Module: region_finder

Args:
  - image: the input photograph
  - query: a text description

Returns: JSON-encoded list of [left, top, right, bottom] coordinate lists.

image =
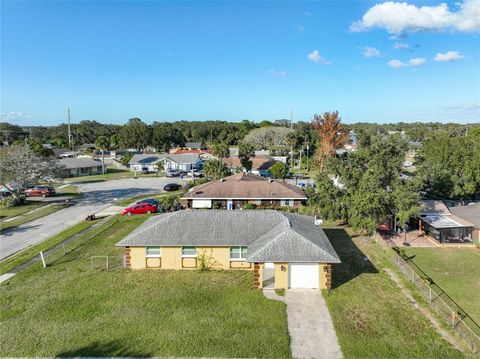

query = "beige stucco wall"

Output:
[[130, 247, 146, 269], [274, 263, 289, 289], [127, 246, 252, 270]]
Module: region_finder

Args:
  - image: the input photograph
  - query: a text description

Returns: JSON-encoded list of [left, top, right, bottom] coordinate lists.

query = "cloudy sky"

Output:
[[1, 0, 479, 125]]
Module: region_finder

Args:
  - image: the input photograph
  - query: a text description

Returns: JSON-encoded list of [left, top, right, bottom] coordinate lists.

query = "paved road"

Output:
[[285, 289, 343, 359], [0, 177, 186, 260]]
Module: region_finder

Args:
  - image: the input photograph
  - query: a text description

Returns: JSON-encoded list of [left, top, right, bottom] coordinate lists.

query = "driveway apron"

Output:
[[285, 289, 343, 359]]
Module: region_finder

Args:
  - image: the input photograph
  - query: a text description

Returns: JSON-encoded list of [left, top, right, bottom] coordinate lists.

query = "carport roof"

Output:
[[116, 210, 340, 263]]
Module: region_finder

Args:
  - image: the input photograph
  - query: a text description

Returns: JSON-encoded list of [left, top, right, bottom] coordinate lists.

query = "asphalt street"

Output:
[[0, 177, 186, 260]]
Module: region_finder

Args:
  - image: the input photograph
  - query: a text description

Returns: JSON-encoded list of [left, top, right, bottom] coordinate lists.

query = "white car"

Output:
[[187, 170, 203, 177], [166, 169, 182, 177]]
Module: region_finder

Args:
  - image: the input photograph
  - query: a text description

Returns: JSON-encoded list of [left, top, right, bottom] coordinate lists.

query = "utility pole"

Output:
[[290, 110, 294, 170], [67, 108, 72, 150]]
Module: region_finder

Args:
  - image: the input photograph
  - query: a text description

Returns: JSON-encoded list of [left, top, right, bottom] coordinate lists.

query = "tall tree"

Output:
[[151, 122, 185, 153], [269, 162, 288, 179], [95, 135, 110, 174], [0, 145, 63, 205], [238, 142, 255, 172], [211, 142, 229, 160], [312, 111, 350, 171], [203, 159, 230, 180], [118, 118, 151, 152]]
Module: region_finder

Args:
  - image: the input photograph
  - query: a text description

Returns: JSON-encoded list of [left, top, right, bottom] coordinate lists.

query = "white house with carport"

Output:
[[129, 153, 202, 173]]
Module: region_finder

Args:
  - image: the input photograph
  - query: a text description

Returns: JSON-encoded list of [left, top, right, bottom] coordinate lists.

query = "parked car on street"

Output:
[[164, 183, 182, 192], [166, 169, 182, 177], [136, 198, 160, 207], [25, 186, 56, 197], [123, 204, 157, 215], [187, 170, 203, 177]]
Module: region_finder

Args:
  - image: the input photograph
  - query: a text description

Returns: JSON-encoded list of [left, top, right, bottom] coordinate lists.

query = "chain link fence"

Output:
[[90, 255, 126, 271], [392, 249, 480, 353], [40, 215, 119, 267]]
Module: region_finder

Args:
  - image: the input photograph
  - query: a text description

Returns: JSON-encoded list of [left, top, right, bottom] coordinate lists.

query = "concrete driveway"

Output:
[[285, 289, 343, 359], [0, 177, 186, 260]]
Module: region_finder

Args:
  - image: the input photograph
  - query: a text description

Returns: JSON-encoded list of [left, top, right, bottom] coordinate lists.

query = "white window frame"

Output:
[[182, 246, 197, 257], [230, 246, 248, 261], [145, 246, 161, 257]]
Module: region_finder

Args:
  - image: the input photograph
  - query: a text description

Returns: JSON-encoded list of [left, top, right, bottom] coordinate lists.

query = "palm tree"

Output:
[[203, 159, 230, 180]]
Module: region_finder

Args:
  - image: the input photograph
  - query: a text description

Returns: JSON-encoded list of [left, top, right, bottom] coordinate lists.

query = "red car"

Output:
[[25, 186, 56, 197], [123, 204, 157, 215]]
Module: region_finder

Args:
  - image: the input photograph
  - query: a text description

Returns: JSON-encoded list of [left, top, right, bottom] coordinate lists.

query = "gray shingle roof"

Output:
[[116, 210, 340, 263], [129, 154, 167, 165], [59, 158, 102, 169], [449, 202, 480, 228]]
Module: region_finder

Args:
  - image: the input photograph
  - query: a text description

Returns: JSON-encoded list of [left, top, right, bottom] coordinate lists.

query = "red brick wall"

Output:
[[325, 264, 332, 290]]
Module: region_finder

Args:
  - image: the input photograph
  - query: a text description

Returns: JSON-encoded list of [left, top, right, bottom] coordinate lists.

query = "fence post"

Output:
[[63, 243, 66, 255], [40, 251, 46, 268], [451, 310, 456, 328], [429, 287, 432, 303], [106, 256, 109, 271]]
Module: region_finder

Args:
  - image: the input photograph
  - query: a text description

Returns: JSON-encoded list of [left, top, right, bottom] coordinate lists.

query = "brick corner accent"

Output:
[[253, 263, 261, 288], [325, 264, 332, 290], [125, 247, 131, 269]]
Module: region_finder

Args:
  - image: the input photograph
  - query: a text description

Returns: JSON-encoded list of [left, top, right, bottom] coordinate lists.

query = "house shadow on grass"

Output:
[[55, 340, 152, 357], [324, 228, 378, 290]]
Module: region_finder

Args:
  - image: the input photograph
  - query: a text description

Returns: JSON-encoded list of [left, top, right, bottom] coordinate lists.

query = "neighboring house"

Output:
[[222, 155, 277, 176], [129, 153, 202, 173], [91, 150, 132, 165], [449, 202, 480, 241], [116, 210, 340, 290], [184, 142, 205, 150], [416, 200, 476, 244], [182, 172, 307, 209], [59, 158, 103, 177]]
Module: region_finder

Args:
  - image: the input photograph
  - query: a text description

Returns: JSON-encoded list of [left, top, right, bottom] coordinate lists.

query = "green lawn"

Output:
[[323, 228, 468, 359], [0, 204, 65, 232], [0, 219, 99, 275], [64, 167, 165, 183], [0, 215, 290, 358], [403, 248, 480, 323], [55, 184, 82, 198], [0, 200, 49, 220]]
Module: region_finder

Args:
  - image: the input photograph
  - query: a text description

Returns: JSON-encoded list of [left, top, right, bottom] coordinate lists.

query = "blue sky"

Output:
[[1, 0, 479, 125]]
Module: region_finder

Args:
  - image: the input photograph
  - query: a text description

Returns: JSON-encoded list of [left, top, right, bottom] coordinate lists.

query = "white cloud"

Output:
[[268, 69, 288, 78], [0, 111, 33, 122], [363, 47, 381, 58], [394, 42, 409, 49], [350, 0, 480, 34], [388, 57, 426, 68], [409, 57, 426, 66], [307, 50, 331, 64], [434, 51, 465, 62]]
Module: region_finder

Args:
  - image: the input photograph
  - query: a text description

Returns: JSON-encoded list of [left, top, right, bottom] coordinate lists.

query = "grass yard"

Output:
[[0, 200, 49, 220], [403, 247, 480, 323], [0, 215, 290, 358], [64, 167, 165, 183], [323, 228, 469, 359], [0, 219, 100, 275], [0, 203, 65, 232]]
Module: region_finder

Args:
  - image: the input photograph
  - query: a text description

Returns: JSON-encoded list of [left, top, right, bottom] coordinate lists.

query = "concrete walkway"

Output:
[[285, 289, 343, 359]]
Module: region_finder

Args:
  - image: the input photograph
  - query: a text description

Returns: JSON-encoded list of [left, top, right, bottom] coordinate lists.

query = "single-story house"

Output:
[[59, 158, 104, 177], [222, 155, 277, 176], [449, 202, 480, 241], [416, 200, 476, 244], [116, 210, 340, 290], [182, 172, 307, 209], [129, 153, 202, 173]]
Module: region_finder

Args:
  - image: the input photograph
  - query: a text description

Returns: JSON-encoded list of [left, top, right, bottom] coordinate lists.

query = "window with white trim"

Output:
[[230, 246, 248, 260], [182, 246, 197, 257], [145, 246, 161, 257]]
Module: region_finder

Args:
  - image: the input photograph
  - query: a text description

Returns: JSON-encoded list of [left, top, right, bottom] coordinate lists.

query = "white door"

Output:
[[289, 263, 319, 289]]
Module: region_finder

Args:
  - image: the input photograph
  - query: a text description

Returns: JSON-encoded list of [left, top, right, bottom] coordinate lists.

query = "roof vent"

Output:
[[268, 178, 274, 183], [314, 215, 323, 226], [219, 178, 225, 182]]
